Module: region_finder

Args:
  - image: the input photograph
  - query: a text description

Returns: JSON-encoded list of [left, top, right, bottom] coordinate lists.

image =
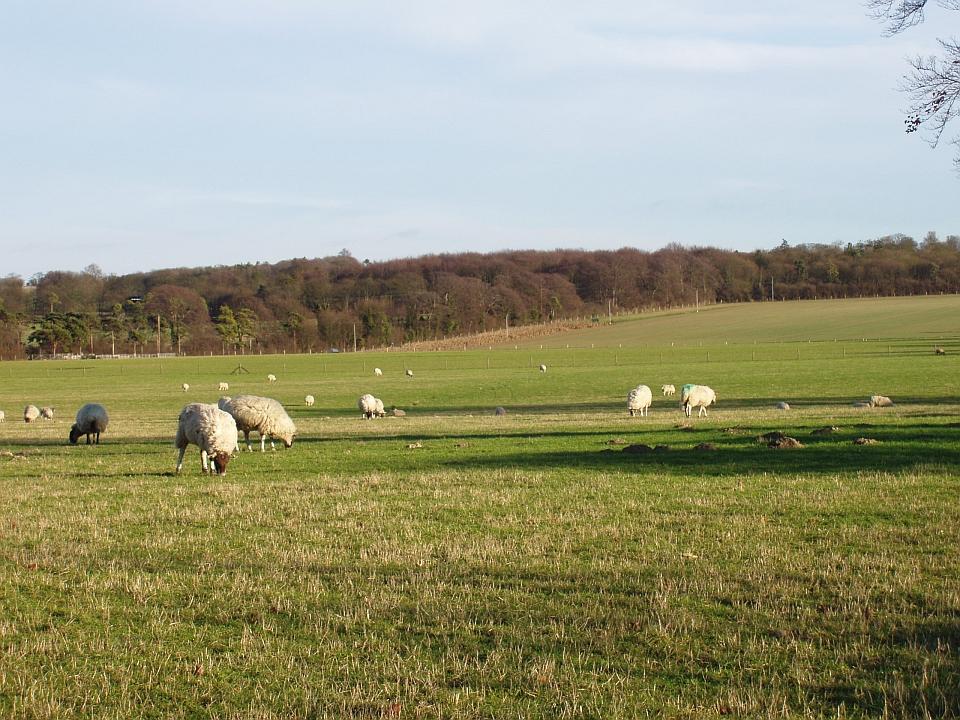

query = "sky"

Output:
[[1, 1, 957, 279]]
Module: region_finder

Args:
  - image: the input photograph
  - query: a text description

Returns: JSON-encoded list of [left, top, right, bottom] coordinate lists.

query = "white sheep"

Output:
[[219, 395, 297, 452], [626, 385, 653, 417], [661, 384, 676, 397], [23, 405, 40, 423], [358, 393, 378, 419], [680, 384, 717, 418], [374, 397, 386, 418], [869, 395, 894, 407], [304, 394, 315, 407], [69, 403, 109, 445], [374, 367, 383, 376], [267, 374, 277, 383], [40, 407, 55, 420], [0, 410, 5, 422], [218, 382, 229, 392], [405, 369, 414, 377], [175, 402, 238, 476], [539, 364, 547, 373], [181, 383, 190, 392]]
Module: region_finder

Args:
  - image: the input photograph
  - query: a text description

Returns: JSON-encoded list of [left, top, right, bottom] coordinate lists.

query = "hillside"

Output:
[[505, 295, 960, 349]]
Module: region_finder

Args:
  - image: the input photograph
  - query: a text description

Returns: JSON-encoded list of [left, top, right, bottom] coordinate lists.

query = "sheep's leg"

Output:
[[270, 439, 276, 451], [699, 406, 707, 417], [175, 446, 186, 474], [244, 431, 252, 452], [260, 433, 267, 452], [200, 449, 210, 473], [86, 434, 92, 445]]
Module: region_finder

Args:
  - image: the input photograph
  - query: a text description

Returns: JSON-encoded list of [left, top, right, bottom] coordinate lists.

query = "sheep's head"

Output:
[[212, 452, 232, 475], [68, 424, 82, 444], [281, 433, 295, 449]]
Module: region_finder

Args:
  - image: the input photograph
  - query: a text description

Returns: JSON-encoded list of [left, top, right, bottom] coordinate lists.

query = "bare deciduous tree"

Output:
[[869, 0, 960, 168]]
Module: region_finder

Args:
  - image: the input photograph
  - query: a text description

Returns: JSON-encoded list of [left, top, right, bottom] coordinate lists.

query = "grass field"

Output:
[[1, 297, 958, 718]]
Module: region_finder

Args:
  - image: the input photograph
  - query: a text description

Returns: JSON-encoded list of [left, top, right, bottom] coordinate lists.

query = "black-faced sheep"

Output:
[[69, 403, 109, 445]]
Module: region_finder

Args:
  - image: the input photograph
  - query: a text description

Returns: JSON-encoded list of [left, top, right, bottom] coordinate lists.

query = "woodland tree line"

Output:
[[1, 233, 958, 357]]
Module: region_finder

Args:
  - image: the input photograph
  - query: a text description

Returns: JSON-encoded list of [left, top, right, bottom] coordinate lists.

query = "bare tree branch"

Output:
[[867, 0, 930, 35], [870, 1, 960, 168]]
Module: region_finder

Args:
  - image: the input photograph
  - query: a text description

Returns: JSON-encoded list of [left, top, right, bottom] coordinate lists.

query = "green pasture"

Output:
[[0, 297, 958, 718], [513, 294, 960, 348]]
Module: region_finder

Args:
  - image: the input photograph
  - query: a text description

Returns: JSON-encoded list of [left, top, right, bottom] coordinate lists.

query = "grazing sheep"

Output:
[[539, 364, 547, 373], [869, 395, 894, 408], [267, 374, 277, 383], [358, 393, 378, 419], [680, 385, 717, 418], [40, 406, 55, 420], [626, 385, 653, 417], [494, 406, 507, 416], [304, 395, 315, 407], [0, 410, 4, 422], [934, 346, 946, 355], [775, 401, 791, 410], [175, 403, 238, 476], [661, 384, 676, 397], [218, 382, 229, 392], [181, 383, 190, 392], [219, 395, 297, 451], [374, 367, 383, 376], [23, 405, 40, 423], [405, 369, 414, 377], [69, 403, 109, 445], [374, 397, 386, 418]]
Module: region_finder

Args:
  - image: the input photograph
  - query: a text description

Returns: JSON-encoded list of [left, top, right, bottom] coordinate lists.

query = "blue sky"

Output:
[[1, 1, 956, 278]]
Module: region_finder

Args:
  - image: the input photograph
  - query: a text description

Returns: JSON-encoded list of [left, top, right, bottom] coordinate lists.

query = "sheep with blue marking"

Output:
[[680, 384, 716, 418]]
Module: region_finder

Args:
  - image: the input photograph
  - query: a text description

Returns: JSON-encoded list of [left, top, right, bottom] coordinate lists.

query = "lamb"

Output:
[[680, 384, 717, 418], [267, 374, 277, 383], [661, 384, 676, 397], [539, 364, 547, 372], [23, 405, 40, 423], [69, 403, 109, 445], [40, 407, 55, 420], [358, 393, 378, 419], [304, 395, 315, 407], [374, 397, 386, 418], [175, 403, 238, 476], [218, 395, 297, 452], [626, 385, 653, 417], [374, 367, 383, 376], [218, 382, 229, 392], [181, 383, 190, 392]]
